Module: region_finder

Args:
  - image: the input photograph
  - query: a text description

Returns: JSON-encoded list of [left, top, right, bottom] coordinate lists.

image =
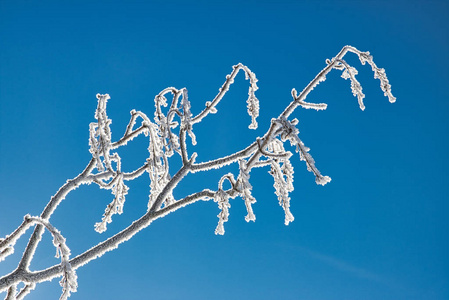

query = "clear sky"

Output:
[[0, 0, 448, 299]]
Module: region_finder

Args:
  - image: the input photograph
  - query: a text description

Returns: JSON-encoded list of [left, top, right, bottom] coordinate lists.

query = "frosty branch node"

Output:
[[0, 46, 395, 299]]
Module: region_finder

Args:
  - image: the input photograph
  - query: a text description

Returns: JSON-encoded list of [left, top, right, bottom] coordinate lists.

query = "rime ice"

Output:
[[0, 46, 395, 299]]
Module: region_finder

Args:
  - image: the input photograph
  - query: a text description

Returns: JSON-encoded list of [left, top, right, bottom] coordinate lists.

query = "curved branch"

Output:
[[0, 190, 215, 292], [154, 87, 182, 123], [0, 45, 396, 298], [191, 63, 258, 125], [0, 217, 76, 298], [218, 173, 237, 191], [18, 159, 96, 271], [256, 138, 291, 159], [112, 124, 148, 149]]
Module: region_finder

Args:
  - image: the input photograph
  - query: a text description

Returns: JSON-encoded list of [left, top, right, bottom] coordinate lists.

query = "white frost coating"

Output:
[[0, 245, 13, 262], [0, 216, 37, 262], [89, 94, 113, 171], [0, 46, 396, 298], [5, 284, 16, 300], [153, 90, 182, 157], [358, 51, 396, 103], [180, 89, 197, 145], [156, 114, 180, 157], [291, 89, 328, 111], [214, 189, 231, 235], [237, 160, 256, 222], [146, 122, 174, 210], [244, 67, 260, 129], [276, 117, 331, 186], [191, 63, 260, 129], [95, 174, 129, 233], [269, 159, 295, 225], [16, 283, 35, 300], [205, 101, 217, 114], [338, 61, 365, 110], [25, 216, 77, 300]]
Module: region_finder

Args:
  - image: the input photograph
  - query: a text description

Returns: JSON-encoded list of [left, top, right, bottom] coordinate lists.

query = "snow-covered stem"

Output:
[[25, 217, 77, 300], [179, 128, 189, 164], [191, 141, 259, 172], [218, 173, 237, 190], [0, 218, 33, 262], [112, 125, 148, 149], [334, 58, 366, 110], [0, 45, 395, 298], [192, 63, 259, 128], [0, 190, 215, 292], [17, 159, 96, 271], [1, 217, 76, 299]]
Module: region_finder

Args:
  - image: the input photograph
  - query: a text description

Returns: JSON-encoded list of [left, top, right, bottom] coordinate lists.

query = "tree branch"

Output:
[[0, 45, 395, 298]]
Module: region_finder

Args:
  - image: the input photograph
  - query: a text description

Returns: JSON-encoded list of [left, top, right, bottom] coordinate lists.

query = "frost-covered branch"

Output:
[[192, 63, 259, 129], [14, 283, 35, 300], [0, 45, 395, 298], [1, 216, 75, 300], [25, 217, 77, 300]]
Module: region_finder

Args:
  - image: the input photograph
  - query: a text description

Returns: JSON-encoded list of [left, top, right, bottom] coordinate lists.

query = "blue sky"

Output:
[[0, 0, 448, 299]]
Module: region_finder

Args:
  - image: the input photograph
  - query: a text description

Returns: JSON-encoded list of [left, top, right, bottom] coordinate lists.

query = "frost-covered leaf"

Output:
[[89, 94, 113, 171], [276, 117, 331, 186], [237, 160, 256, 222], [340, 64, 365, 110], [157, 115, 181, 157], [24, 216, 77, 300], [269, 159, 295, 225], [358, 51, 396, 103], [214, 189, 231, 235], [144, 122, 175, 211], [244, 67, 260, 129], [247, 86, 259, 130], [181, 89, 197, 145], [59, 260, 78, 300], [95, 174, 129, 233]]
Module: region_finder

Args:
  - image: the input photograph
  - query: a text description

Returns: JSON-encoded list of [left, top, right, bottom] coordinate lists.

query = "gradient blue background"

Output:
[[0, 1, 448, 299]]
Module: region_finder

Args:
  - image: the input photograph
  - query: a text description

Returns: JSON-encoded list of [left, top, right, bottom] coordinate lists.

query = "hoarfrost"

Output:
[[237, 160, 257, 222], [269, 159, 295, 225], [339, 63, 365, 110], [95, 174, 129, 233], [214, 189, 231, 235], [89, 94, 113, 171], [276, 117, 331, 185], [0, 45, 395, 299], [358, 51, 396, 103]]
